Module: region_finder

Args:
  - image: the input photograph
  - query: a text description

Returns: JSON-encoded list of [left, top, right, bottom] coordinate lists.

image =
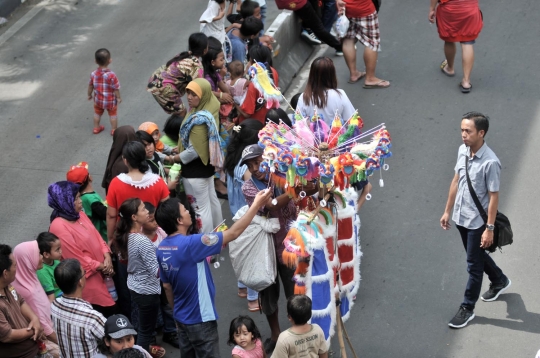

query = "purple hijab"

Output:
[[48, 181, 81, 223]]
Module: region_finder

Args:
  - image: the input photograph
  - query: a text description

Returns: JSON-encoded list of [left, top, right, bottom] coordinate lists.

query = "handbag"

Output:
[[465, 156, 513, 252]]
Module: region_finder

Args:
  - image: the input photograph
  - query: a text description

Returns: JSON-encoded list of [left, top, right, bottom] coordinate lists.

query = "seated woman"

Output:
[[13, 240, 60, 357], [296, 57, 356, 125], [169, 78, 224, 234], [48, 181, 116, 318], [96, 314, 160, 358]]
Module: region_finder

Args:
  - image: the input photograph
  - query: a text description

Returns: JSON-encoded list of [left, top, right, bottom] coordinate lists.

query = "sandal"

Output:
[[149, 345, 166, 358], [459, 82, 472, 93], [440, 60, 455, 77], [110, 129, 116, 136], [347, 71, 366, 84], [363, 80, 390, 89], [93, 125, 105, 134], [238, 288, 247, 298], [248, 300, 260, 312]]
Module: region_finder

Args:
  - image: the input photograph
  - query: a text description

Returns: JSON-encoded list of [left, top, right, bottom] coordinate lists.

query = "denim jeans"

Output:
[[130, 290, 160, 352], [237, 282, 259, 301], [321, 0, 338, 32], [259, 4, 267, 37], [456, 225, 506, 310], [176, 320, 220, 358]]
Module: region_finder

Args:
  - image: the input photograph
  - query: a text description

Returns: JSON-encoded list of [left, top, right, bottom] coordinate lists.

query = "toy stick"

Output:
[[339, 311, 359, 358]]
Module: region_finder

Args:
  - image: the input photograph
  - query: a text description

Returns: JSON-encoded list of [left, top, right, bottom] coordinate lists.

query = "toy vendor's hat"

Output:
[[240, 144, 264, 166]]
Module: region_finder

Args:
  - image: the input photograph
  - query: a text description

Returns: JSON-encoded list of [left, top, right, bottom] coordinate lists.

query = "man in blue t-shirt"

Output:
[[155, 190, 271, 358], [227, 16, 264, 64]]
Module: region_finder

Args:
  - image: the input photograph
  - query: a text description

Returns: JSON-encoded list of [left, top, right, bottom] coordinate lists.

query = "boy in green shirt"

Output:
[[36, 232, 63, 301], [66, 161, 108, 242]]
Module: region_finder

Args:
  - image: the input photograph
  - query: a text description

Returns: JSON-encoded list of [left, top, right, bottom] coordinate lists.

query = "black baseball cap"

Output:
[[240, 144, 264, 166], [105, 314, 138, 339]]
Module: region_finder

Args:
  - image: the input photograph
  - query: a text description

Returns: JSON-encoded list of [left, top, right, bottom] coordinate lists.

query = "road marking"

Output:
[[0, 0, 49, 48]]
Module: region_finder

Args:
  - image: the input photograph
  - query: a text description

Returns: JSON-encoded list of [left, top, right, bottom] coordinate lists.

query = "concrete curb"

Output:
[[266, 10, 314, 95]]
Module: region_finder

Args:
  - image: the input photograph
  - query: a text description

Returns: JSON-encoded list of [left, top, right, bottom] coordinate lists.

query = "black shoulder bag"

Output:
[[465, 156, 513, 252]]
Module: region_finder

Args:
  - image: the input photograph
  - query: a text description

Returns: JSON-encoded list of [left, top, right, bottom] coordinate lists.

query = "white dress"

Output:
[[200, 0, 226, 44]]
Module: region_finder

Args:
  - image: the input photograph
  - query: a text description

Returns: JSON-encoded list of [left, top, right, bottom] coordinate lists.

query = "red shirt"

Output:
[[90, 68, 120, 110], [106, 174, 169, 210], [239, 67, 279, 125], [346, 0, 376, 18]]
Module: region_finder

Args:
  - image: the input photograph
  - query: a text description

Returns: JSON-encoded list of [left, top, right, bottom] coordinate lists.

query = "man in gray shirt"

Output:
[[440, 112, 511, 329]]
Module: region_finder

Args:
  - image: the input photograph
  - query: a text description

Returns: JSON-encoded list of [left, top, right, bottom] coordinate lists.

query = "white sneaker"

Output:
[[301, 30, 322, 45]]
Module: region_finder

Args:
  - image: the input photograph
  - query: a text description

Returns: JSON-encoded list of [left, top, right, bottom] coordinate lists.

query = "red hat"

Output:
[[66, 162, 90, 185]]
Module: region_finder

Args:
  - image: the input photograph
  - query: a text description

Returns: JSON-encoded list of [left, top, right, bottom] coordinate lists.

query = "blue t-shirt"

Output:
[[227, 29, 247, 64], [156, 232, 224, 324]]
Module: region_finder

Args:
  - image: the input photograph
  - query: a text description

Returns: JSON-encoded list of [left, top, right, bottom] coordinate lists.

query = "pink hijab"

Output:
[[12, 241, 54, 336]]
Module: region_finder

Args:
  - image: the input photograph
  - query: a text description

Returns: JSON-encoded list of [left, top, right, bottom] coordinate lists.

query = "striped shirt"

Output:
[[51, 295, 106, 358], [127, 233, 161, 295]]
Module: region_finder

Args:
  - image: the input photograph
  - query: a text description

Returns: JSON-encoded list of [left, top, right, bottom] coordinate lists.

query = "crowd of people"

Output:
[[0, 0, 490, 357]]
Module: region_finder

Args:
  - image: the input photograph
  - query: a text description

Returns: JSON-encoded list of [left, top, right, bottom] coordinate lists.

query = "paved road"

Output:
[[1, 0, 539, 357]]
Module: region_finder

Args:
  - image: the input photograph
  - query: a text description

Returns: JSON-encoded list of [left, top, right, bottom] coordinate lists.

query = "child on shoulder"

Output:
[[36, 232, 63, 302], [271, 295, 328, 358], [228, 315, 266, 358], [88, 48, 121, 135], [66, 162, 108, 242]]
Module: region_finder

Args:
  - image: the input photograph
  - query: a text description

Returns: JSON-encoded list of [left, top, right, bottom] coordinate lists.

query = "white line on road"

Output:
[[0, 0, 50, 48]]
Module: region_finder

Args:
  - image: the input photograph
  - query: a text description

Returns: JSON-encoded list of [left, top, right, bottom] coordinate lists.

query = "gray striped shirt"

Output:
[[127, 233, 161, 295]]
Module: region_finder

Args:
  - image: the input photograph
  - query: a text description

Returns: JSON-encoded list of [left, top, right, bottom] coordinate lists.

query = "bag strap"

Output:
[[465, 155, 488, 223]]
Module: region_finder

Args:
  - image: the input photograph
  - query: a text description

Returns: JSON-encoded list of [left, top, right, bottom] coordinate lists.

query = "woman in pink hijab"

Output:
[[13, 241, 60, 357]]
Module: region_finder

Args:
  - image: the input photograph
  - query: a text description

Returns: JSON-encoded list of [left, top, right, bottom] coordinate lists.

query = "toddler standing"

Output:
[[228, 315, 266, 358], [88, 48, 121, 135]]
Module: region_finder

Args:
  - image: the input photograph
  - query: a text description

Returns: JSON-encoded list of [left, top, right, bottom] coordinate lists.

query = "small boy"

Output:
[[88, 48, 121, 135], [271, 295, 329, 358], [36, 232, 63, 302], [66, 162, 108, 242]]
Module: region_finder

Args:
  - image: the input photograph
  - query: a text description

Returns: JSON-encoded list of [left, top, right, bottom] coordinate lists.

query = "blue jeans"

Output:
[[176, 320, 220, 358], [456, 225, 506, 310], [237, 282, 258, 301], [321, 0, 338, 33], [259, 5, 267, 37]]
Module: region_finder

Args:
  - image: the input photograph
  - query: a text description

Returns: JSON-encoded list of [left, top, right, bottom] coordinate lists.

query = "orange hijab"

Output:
[[139, 122, 165, 152]]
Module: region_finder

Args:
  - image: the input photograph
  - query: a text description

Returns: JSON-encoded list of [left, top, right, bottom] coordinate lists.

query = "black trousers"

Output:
[[296, 0, 342, 50]]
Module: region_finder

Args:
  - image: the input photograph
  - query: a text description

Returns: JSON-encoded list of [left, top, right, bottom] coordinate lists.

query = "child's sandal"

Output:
[[93, 125, 105, 134]]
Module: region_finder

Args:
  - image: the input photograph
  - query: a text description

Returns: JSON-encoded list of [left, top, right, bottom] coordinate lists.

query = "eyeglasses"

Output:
[[78, 270, 86, 281]]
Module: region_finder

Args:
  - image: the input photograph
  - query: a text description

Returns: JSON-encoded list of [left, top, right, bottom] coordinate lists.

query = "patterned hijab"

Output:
[[48, 181, 81, 223]]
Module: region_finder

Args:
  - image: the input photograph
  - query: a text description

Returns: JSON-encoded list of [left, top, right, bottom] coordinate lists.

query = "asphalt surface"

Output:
[[1, 1, 539, 357]]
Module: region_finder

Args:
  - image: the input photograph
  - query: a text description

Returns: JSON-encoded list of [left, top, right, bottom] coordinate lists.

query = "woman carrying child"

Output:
[[147, 33, 208, 117]]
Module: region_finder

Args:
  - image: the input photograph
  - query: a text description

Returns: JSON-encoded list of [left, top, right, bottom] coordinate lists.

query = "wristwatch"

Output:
[[486, 224, 495, 231]]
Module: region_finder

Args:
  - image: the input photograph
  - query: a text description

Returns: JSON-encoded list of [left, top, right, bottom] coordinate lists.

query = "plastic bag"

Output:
[[334, 12, 350, 39], [229, 206, 280, 291]]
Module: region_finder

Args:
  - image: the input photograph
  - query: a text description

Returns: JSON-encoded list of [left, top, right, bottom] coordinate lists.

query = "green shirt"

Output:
[[81, 191, 108, 242], [36, 260, 62, 297]]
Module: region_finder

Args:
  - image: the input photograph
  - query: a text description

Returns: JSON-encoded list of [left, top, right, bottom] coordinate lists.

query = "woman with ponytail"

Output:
[[224, 119, 263, 311], [114, 198, 164, 355], [105, 142, 169, 320], [147, 32, 209, 117]]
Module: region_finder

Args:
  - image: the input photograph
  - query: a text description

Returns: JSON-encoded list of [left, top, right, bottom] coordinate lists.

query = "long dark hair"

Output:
[[303, 57, 338, 108], [163, 115, 183, 143], [249, 44, 274, 81], [224, 119, 263, 176], [113, 198, 142, 259], [122, 141, 149, 173], [202, 47, 223, 89], [166, 32, 208, 67]]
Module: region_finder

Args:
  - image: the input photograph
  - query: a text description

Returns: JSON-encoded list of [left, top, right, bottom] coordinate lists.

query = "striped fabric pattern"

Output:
[[51, 296, 106, 358]]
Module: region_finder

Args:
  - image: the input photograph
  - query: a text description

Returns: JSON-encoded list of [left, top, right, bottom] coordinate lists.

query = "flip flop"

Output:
[[347, 72, 366, 84], [440, 60, 455, 77], [93, 125, 104, 134], [460, 82, 472, 93], [248, 300, 260, 312], [363, 80, 390, 89], [238, 288, 247, 298]]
